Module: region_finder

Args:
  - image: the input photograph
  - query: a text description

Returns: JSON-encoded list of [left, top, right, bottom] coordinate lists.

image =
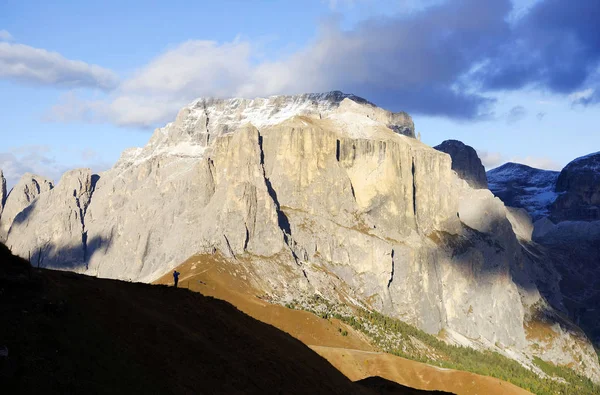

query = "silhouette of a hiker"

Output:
[[173, 270, 180, 288]]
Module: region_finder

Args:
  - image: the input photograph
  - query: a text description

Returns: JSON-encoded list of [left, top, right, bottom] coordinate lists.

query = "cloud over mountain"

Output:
[[39, 0, 600, 128]]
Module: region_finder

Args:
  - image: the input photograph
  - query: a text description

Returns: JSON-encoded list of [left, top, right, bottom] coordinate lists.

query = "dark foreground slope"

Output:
[[0, 244, 450, 395]]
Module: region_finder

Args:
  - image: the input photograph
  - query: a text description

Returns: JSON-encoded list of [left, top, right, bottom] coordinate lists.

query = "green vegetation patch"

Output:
[[288, 297, 600, 395]]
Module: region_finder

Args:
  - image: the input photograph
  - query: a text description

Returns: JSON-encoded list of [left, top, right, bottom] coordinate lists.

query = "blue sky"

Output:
[[1, 0, 599, 187]]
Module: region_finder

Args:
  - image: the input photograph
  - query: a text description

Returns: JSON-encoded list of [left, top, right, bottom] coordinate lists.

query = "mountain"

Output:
[[2, 91, 599, 385], [433, 140, 488, 189], [487, 163, 559, 221], [550, 152, 600, 222]]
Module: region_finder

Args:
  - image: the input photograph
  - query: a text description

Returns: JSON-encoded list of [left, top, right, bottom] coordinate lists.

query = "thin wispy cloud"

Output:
[[478, 149, 562, 171], [0, 29, 13, 41], [0, 41, 118, 90], [506, 105, 527, 124]]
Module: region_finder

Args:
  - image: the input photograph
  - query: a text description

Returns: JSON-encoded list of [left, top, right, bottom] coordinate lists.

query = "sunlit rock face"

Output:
[[6, 169, 94, 267], [4, 92, 600, 382], [0, 173, 53, 241]]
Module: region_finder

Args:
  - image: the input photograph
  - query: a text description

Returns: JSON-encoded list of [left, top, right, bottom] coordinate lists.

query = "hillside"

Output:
[[0, 243, 450, 395], [155, 254, 538, 395]]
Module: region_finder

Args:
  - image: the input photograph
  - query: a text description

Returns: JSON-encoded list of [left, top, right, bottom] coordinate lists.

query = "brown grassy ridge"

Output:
[[1, 243, 450, 395]]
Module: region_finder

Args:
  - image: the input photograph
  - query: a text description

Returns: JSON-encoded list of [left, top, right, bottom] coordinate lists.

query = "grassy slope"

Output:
[[0, 244, 449, 395], [313, 346, 530, 395], [155, 254, 535, 395], [331, 309, 600, 395]]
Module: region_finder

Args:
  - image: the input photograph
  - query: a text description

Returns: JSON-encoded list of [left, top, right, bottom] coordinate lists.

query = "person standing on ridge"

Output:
[[173, 270, 180, 288]]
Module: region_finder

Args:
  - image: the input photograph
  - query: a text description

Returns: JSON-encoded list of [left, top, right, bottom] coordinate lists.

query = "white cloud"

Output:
[[478, 150, 504, 168], [0, 42, 118, 90], [0, 145, 65, 187], [510, 156, 561, 170], [51, 2, 502, 128], [568, 88, 594, 102], [477, 149, 562, 171], [49, 39, 256, 127], [0, 30, 13, 41]]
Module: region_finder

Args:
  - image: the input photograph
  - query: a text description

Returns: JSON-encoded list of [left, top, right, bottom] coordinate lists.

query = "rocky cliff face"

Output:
[[0, 170, 6, 215], [434, 140, 488, 189], [3, 92, 599, 382], [550, 152, 600, 222], [7, 169, 95, 268], [0, 173, 53, 241]]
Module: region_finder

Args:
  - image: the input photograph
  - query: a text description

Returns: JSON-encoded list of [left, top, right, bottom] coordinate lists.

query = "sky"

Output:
[[1, 0, 599, 187]]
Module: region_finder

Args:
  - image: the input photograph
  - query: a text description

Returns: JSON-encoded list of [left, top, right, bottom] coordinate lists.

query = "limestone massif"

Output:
[[3, 92, 600, 382]]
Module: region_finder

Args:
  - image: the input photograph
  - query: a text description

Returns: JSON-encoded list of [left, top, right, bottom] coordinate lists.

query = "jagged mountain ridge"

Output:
[[3, 92, 600, 383]]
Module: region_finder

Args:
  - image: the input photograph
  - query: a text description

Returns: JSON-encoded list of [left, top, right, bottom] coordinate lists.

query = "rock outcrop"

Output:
[[550, 152, 600, 222], [434, 140, 488, 189], [487, 163, 559, 220], [0, 173, 53, 241], [0, 170, 6, 215], [5, 92, 600, 382]]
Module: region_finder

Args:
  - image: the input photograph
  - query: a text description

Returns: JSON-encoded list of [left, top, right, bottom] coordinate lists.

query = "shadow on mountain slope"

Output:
[[0, 243, 451, 395], [357, 377, 457, 395], [5, 233, 111, 273]]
